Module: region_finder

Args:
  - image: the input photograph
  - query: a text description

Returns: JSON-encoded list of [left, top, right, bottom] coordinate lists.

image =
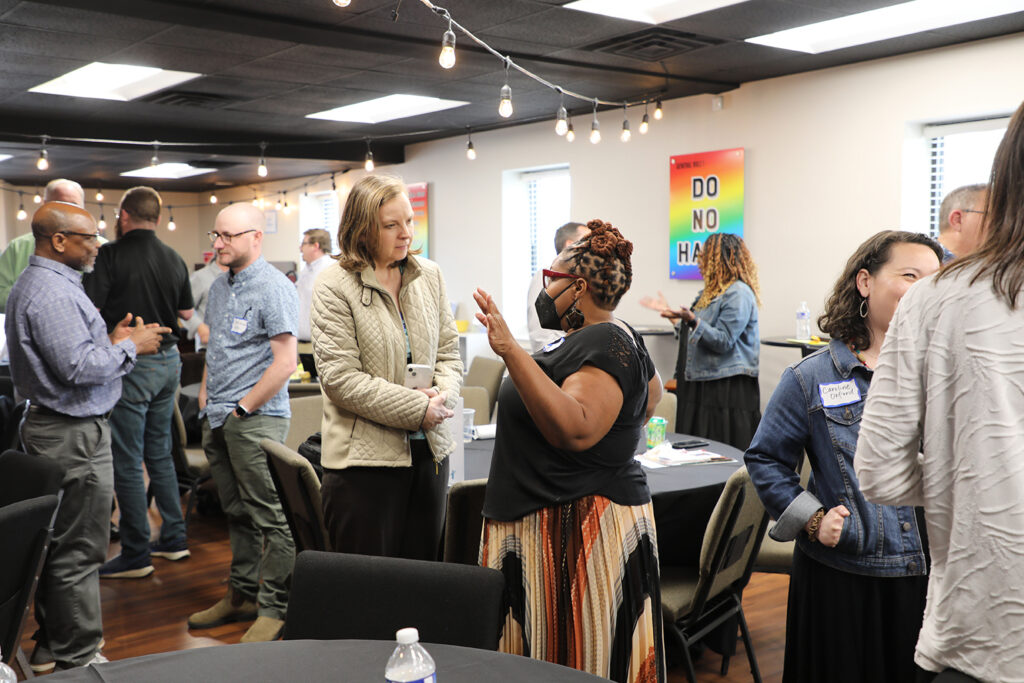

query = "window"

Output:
[[299, 190, 340, 249], [925, 118, 1008, 235], [501, 165, 571, 336]]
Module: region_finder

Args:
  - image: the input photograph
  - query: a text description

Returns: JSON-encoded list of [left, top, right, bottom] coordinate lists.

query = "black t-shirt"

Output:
[[83, 230, 194, 349], [482, 321, 656, 521]]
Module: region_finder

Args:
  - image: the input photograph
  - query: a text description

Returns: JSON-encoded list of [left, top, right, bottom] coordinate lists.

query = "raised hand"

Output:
[[473, 288, 518, 357]]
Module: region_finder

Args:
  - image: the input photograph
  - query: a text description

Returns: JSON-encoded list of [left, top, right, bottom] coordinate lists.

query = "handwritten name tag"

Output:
[[819, 380, 861, 407], [231, 317, 248, 335], [542, 337, 565, 353]]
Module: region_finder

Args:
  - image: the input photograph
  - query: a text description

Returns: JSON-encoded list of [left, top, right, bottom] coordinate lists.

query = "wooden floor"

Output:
[[19, 505, 790, 682]]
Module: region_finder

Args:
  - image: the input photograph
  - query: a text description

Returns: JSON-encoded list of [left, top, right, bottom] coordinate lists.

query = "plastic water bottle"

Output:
[[795, 301, 812, 340], [0, 648, 17, 683], [385, 627, 436, 683]]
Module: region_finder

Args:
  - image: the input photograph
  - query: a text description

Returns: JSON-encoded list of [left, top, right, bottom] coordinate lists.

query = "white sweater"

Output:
[[855, 265, 1024, 683]]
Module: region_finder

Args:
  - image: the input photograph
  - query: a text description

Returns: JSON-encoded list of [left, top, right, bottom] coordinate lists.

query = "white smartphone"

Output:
[[404, 364, 434, 390]]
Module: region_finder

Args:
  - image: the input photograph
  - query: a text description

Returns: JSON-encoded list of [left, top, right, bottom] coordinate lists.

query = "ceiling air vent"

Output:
[[138, 91, 241, 108], [586, 28, 724, 62]]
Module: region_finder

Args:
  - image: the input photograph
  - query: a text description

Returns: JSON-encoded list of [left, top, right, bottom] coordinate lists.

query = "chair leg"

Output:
[[680, 637, 698, 683], [735, 599, 763, 683], [15, 646, 36, 679]]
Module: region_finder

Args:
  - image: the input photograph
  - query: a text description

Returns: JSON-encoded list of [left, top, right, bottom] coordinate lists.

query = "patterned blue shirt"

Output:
[[204, 257, 298, 428], [5, 255, 137, 416]]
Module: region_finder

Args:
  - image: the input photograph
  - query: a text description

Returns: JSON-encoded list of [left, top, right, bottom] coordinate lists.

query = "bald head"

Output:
[[213, 202, 265, 272], [31, 202, 99, 272], [32, 202, 95, 240], [43, 179, 85, 208], [217, 202, 264, 229]]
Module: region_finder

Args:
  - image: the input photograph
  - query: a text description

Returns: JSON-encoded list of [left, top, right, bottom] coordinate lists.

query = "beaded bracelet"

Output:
[[806, 508, 825, 542]]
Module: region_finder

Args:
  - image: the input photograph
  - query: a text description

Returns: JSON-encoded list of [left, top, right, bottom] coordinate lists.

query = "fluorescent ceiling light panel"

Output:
[[306, 94, 469, 124], [121, 163, 216, 179], [746, 0, 1024, 54], [0, 154, 12, 163], [563, 0, 747, 24], [29, 62, 201, 101]]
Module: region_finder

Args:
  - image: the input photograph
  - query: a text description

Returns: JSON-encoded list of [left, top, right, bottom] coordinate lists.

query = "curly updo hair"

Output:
[[560, 219, 633, 310], [818, 230, 943, 351]]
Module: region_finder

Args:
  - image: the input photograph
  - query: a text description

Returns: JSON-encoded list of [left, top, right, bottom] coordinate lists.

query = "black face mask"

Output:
[[535, 281, 584, 331]]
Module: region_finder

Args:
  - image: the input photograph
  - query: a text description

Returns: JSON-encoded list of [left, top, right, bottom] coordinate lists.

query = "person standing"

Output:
[[83, 186, 195, 578], [6, 202, 168, 670], [935, 183, 988, 262], [187, 202, 298, 643], [180, 253, 228, 351], [526, 221, 589, 352], [296, 228, 333, 378]]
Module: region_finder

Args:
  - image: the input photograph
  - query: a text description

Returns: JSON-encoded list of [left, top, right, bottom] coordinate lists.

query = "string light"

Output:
[[98, 205, 107, 231], [497, 58, 513, 118], [364, 140, 375, 172], [167, 208, 176, 231], [555, 94, 568, 136], [330, 173, 336, 191], [257, 142, 268, 177], [16, 192, 27, 221], [465, 128, 476, 160], [639, 102, 650, 135], [36, 135, 49, 171], [209, 193, 218, 204], [150, 143, 160, 167], [565, 120, 575, 143], [589, 100, 601, 144], [95, 188, 104, 202], [654, 99, 663, 120], [283, 199, 292, 215], [33, 188, 42, 204], [620, 104, 631, 142], [275, 193, 283, 211], [439, 22, 457, 69]]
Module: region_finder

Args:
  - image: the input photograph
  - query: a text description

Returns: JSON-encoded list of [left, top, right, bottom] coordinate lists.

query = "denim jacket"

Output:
[[684, 280, 759, 381], [744, 340, 926, 577]]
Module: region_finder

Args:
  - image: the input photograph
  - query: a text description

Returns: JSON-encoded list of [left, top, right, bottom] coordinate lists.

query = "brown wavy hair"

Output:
[[337, 174, 421, 272], [560, 218, 633, 310], [693, 233, 761, 310], [818, 230, 942, 351], [939, 100, 1024, 308]]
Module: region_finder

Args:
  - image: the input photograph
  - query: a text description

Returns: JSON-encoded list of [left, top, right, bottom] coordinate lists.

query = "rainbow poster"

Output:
[[408, 181, 429, 258], [669, 148, 744, 280]]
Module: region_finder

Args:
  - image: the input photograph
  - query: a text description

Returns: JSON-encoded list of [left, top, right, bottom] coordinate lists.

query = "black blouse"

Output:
[[482, 321, 655, 521]]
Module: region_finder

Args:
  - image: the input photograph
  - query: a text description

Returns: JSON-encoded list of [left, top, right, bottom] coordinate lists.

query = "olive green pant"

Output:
[[202, 415, 294, 619]]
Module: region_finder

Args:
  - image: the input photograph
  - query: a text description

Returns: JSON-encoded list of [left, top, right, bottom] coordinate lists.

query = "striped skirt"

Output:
[[480, 495, 665, 683]]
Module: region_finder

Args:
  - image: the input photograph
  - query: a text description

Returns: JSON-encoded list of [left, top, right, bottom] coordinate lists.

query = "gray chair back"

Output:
[[286, 394, 323, 452], [261, 439, 330, 553], [652, 392, 677, 432], [464, 357, 506, 416], [442, 478, 488, 565], [460, 387, 490, 426]]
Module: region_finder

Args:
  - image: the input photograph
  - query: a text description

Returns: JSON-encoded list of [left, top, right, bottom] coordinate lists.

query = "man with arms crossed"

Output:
[[84, 186, 195, 578], [187, 203, 298, 643], [6, 203, 167, 670]]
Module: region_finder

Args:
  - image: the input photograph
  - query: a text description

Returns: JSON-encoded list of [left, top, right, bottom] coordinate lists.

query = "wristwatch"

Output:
[[234, 402, 250, 419]]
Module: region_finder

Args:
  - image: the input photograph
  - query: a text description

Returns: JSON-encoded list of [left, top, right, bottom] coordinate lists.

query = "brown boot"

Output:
[[240, 616, 285, 643], [187, 587, 258, 629]]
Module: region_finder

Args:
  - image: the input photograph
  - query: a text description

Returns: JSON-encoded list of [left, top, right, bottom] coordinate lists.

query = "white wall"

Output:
[[391, 33, 1024, 404]]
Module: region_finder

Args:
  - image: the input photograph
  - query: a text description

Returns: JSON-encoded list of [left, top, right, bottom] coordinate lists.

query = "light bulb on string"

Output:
[[465, 128, 476, 160], [36, 136, 50, 171], [497, 58, 513, 118], [332, 0, 351, 6], [150, 143, 160, 167], [364, 140, 375, 172], [98, 206, 107, 232], [257, 142, 268, 178], [555, 103, 568, 136], [620, 104, 631, 142], [167, 209, 176, 231], [589, 100, 601, 144], [95, 188, 104, 202], [330, 173, 336, 191], [640, 113, 650, 134], [16, 192, 27, 221], [566, 120, 575, 143], [275, 194, 283, 211], [209, 194, 218, 204], [283, 200, 292, 215], [654, 99, 663, 121], [252, 196, 259, 207], [439, 24, 456, 69], [33, 189, 42, 204]]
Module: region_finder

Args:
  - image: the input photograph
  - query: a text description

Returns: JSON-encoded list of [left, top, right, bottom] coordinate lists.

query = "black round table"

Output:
[[46, 639, 606, 682], [761, 336, 830, 358], [465, 432, 743, 566]]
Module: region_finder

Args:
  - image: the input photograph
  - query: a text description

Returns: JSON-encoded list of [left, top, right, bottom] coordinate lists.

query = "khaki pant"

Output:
[[202, 414, 293, 619]]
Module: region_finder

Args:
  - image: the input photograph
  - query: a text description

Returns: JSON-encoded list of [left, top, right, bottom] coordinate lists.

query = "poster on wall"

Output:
[[408, 181, 429, 259], [669, 148, 744, 280]]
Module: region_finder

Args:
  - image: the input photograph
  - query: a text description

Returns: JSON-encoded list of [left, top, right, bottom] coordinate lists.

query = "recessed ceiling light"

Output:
[[746, 0, 1024, 54], [306, 94, 469, 124], [0, 154, 12, 163], [121, 163, 216, 179], [29, 62, 201, 101], [563, 0, 747, 24]]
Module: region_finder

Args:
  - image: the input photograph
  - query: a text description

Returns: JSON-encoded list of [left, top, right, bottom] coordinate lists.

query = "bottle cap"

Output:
[[396, 627, 420, 644]]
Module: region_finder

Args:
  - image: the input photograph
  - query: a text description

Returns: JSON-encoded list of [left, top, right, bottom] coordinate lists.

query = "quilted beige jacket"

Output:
[[311, 255, 463, 469]]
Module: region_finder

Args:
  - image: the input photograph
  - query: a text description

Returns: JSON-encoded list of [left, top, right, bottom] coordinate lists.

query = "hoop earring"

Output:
[[859, 297, 869, 318], [564, 301, 585, 330]]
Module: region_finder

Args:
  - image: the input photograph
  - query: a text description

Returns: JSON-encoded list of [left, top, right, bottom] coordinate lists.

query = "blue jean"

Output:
[[108, 348, 185, 562]]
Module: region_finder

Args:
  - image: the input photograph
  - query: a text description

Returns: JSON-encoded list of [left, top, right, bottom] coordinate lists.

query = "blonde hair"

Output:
[[693, 233, 761, 310], [338, 175, 421, 272]]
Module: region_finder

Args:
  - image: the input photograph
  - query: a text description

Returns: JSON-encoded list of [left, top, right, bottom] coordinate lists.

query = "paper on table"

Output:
[[634, 442, 735, 469], [473, 424, 497, 440]]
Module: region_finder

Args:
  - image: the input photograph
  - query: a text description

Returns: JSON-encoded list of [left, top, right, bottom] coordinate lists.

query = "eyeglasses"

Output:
[[542, 268, 577, 288], [962, 209, 987, 215], [208, 229, 257, 244], [57, 230, 100, 243]]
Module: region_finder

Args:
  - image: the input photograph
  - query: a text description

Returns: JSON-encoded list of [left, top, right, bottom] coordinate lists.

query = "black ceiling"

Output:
[[0, 0, 1022, 191]]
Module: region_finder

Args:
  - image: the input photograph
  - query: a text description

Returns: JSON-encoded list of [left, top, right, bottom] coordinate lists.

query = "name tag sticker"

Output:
[[819, 380, 861, 407], [542, 337, 565, 353], [231, 317, 248, 335]]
